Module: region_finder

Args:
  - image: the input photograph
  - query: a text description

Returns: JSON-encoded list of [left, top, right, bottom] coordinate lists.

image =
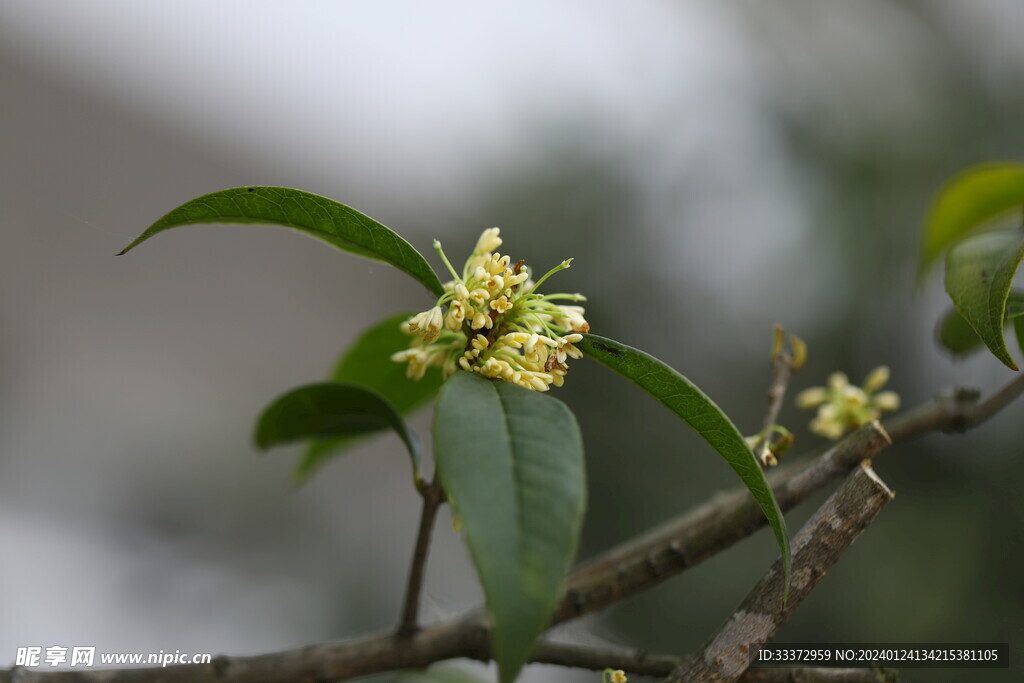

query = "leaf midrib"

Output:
[[493, 383, 530, 592]]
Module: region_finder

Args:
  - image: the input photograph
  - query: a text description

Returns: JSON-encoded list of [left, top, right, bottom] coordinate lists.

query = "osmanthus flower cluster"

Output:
[[796, 366, 900, 440], [391, 228, 590, 391]]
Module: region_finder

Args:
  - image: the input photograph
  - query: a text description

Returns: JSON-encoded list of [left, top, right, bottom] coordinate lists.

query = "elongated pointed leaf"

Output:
[[575, 333, 790, 592], [121, 187, 444, 296], [945, 231, 1024, 370], [920, 163, 1024, 277], [1015, 315, 1024, 360], [255, 382, 422, 480], [298, 312, 444, 480], [434, 372, 585, 683], [1015, 316, 1024, 359], [937, 291, 1024, 356]]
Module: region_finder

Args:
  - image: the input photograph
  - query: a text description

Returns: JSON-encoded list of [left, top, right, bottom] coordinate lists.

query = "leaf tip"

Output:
[[252, 427, 273, 452], [992, 334, 1020, 371]]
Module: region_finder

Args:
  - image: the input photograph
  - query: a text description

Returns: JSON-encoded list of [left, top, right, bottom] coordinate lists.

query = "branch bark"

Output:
[[738, 670, 898, 682], [529, 641, 682, 677], [666, 462, 895, 682]]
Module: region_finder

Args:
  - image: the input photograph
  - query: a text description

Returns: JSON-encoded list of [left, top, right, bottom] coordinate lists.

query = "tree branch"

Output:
[[529, 641, 682, 677], [883, 372, 1024, 443], [553, 421, 892, 623], [530, 643, 897, 682], [738, 669, 898, 682], [397, 478, 445, 636], [2, 372, 1020, 683], [555, 368, 1024, 623], [0, 618, 491, 683], [667, 462, 895, 682]]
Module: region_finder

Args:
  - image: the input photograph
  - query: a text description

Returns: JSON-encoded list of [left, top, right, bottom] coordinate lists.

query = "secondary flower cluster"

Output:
[[796, 366, 900, 440], [391, 228, 589, 391]]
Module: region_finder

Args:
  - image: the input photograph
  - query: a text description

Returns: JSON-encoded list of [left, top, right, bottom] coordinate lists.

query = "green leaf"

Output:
[[298, 312, 444, 480], [1015, 316, 1024, 359], [944, 231, 1024, 370], [574, 333, 791, 593], [120, 187, 444, 296], [433, 372, 585, 683], [255, 382, 422, 481], [920, 163, 1024, 277], [937, 290, 1024, 356]]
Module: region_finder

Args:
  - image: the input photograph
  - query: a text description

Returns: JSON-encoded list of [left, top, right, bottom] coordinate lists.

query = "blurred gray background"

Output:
[[2, 1, 1023, 681]]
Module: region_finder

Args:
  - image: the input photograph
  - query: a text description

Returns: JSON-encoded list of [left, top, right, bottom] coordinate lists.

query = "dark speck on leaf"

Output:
[[247, 188, 255, 192]]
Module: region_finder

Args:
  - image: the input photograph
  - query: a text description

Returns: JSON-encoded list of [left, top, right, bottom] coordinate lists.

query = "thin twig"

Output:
[[667, 462, 895, 682], [763, 343, 793, 437], [397, 478, 445, 636], [753, 325, 798, 464], [884, 373, 1024, 443], [752, 325, 801, 466], [2, 373, 1021, 683], [530, 641, 682, 676]]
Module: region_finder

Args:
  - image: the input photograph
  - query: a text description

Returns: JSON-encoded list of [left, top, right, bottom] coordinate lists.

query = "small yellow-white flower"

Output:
[[407, 306, 444, 343], [489, 295, 513, 314], [390, 348, 430, 381], [445, 300, 469, 331], [796, 365, 900, 440]]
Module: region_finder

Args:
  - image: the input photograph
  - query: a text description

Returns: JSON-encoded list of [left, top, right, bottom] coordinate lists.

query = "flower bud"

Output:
[[873, 390, 900, 412], [863, 365, 890, 394], [827, 371, 849, 391], [475, 227, 502, 254], [795, 387, 828, 409]]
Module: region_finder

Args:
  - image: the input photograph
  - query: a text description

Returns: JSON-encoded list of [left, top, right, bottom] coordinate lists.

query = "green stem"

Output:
[[432, 240, 462, 283]]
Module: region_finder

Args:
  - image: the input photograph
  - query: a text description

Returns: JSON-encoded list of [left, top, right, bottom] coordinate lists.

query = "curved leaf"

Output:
[[121, 187, 444, 296], [255, 382, 421, 480], [937, 291, 1024, 356], [944, 231, 1024, 370], [920, 163, 1024, 277], [298, 312, 444, 480], [1015, 316, 1024, 359], [575, 333, 791, 593], [434, 372, 585, 683]]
